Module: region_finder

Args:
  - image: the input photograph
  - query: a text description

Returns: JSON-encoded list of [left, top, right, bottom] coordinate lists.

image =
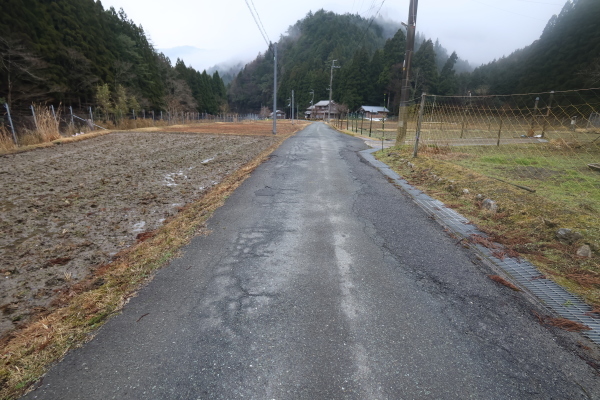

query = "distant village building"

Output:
[[306, 100, 339, 120], [358, 106, 389, 120], [305, 105, 315, 119], [269, 110, 286, 119]]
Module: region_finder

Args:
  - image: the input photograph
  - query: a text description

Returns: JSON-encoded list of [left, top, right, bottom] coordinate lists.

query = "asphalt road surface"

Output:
[[26, 123, 600, 399]]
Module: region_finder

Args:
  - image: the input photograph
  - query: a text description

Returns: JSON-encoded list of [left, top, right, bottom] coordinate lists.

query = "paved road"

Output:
[[27, 123, 600, 399]]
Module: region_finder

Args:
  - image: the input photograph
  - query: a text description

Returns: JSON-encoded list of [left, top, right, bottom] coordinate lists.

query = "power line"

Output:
[[244, 0, 270, 46], [356, 0, 387, 46], [250, 0, 270, 43]]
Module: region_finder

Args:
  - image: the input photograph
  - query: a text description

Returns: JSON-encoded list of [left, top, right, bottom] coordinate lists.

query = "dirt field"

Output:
[[0, 122, 298, 338]]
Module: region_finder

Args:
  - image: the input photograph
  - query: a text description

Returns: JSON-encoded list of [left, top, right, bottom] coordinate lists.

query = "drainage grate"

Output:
[[360, 148, 600, 345]]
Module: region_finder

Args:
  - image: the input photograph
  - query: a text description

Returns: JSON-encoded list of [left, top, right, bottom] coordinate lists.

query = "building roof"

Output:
[[314, 100, 336, 107], [360, 106, 389, 113]]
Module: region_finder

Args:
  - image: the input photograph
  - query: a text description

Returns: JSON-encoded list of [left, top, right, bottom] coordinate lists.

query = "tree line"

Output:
[[228, 0, 599, 114], [0, 0, 226, 118], [228, 10, 473, 114], [2, 0, 596, 120]]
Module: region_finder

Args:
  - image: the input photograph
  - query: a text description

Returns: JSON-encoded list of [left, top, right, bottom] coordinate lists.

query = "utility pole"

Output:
[[273, 42, 277, 135], [292, 90, 295, 125], [309, 89, 314, 120], [328, 60, 340, 123], [396, 0, 419, 145]]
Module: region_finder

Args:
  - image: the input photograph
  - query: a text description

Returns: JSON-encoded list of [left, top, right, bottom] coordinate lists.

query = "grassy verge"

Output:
[[0, 131, 296, 400], [377, 146, 600, 308]]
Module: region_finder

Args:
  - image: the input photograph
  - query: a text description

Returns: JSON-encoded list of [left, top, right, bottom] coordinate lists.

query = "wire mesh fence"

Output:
[[408, 88, 600, 208], [0, 103, 261, 150]]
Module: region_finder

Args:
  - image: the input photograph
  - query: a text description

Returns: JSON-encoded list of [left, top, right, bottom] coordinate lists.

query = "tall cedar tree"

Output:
[[438, 51, 458, 95], [412, 39, 438, 96]]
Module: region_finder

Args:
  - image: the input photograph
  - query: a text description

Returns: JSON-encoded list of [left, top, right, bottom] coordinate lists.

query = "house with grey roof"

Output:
[[269, 110, 286, 119], [358, 106, 389, 120], [306, 100, 339, 120]]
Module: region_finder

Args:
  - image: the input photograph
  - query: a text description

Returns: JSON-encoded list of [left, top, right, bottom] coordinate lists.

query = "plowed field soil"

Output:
[[0, 121, 301, 338]]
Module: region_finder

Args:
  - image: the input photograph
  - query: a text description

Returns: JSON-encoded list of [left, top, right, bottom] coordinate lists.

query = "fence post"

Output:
[[530, 96, 540, 135], [546, 90, 555, 117], [413, 92, 426, 158], [360, 113, 364, 134], [4, 103, 17, 145], [542, 91, 554, 138], [50, 105, 59, 131], [460, 92, 471, 139], [497, 118, 503, 146], [369, 115, 372, 137], [87, 107, 94, 130], [30, 105, 38, 130], [70, 106, 74, 127]]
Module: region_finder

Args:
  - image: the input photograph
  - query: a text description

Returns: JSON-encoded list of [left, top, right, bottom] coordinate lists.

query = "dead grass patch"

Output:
[[0, 127, 299, 399], [376, 146, 600, 308], [0, 128, 15, 152], [544, 317, 592, 332], [489, 275, 522, 291]]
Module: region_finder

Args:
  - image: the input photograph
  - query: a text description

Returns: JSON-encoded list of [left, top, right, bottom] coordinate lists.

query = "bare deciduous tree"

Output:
[[259, 106, 271, 119]]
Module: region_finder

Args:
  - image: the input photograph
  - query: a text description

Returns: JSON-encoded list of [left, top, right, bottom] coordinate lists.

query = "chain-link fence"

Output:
[[407, 88, 600, 207]]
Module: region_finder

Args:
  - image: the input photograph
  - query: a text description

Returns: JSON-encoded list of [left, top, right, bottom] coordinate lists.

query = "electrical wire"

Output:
[[250, 0, 270, 43], [356, 0, 387, 46], [244, 0, 270, 46]]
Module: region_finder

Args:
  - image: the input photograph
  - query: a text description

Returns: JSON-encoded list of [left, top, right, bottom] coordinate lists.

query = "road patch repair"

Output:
[[360, 148, 600, 345]]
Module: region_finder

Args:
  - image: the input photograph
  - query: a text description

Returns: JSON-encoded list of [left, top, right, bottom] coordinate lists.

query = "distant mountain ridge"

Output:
[[469, 0, 600, 94], [228, 9, 471, 114]]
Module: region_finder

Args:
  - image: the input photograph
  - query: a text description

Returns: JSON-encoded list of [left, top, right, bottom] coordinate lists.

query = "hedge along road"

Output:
[[26, 122, 600, 399]]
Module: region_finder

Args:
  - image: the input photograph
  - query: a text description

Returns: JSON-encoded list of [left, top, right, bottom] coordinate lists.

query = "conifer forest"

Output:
[[0, 0, 598, 118]]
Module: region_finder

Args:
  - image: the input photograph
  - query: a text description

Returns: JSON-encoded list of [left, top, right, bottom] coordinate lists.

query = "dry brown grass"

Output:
[[18, 106, 62, 146], [0, 126, 300, 400], [489, 275, 522, 291], [544, 317, 592, 332], [377, 146, 600, 308], [101, 118, 165, 130], [0, 127, 15, 152]]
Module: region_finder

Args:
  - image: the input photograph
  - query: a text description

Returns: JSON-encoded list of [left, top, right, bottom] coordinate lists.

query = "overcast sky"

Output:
[[100, 0, 567, 72]]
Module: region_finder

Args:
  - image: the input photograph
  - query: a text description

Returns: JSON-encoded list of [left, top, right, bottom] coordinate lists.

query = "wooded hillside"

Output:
[[227, 9, 471, 114], [228, 0, 599, 114], [469, 0, 600, 94], [0, 0, 226, 115]]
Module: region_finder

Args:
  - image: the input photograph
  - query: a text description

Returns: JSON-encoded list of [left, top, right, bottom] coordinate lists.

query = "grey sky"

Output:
[[100, 0, 566, 71]]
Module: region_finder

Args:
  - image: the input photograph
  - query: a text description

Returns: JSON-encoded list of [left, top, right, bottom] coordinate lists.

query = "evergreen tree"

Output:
[[412, 39, 438, 95], [438, 51, 458, 95]]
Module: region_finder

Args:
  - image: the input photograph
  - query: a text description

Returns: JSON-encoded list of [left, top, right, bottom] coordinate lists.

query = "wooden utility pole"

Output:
[[396, 0, 419, 145], [273, 42, 277, 134], [328, 60, 340, 122]]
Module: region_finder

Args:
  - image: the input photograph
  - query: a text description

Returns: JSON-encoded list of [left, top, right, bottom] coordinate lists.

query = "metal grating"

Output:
[[360, 148, 600, 345]]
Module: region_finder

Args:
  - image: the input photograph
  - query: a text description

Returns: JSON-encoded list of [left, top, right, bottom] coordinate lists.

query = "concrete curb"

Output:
[[359, 147, 600, 345]]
